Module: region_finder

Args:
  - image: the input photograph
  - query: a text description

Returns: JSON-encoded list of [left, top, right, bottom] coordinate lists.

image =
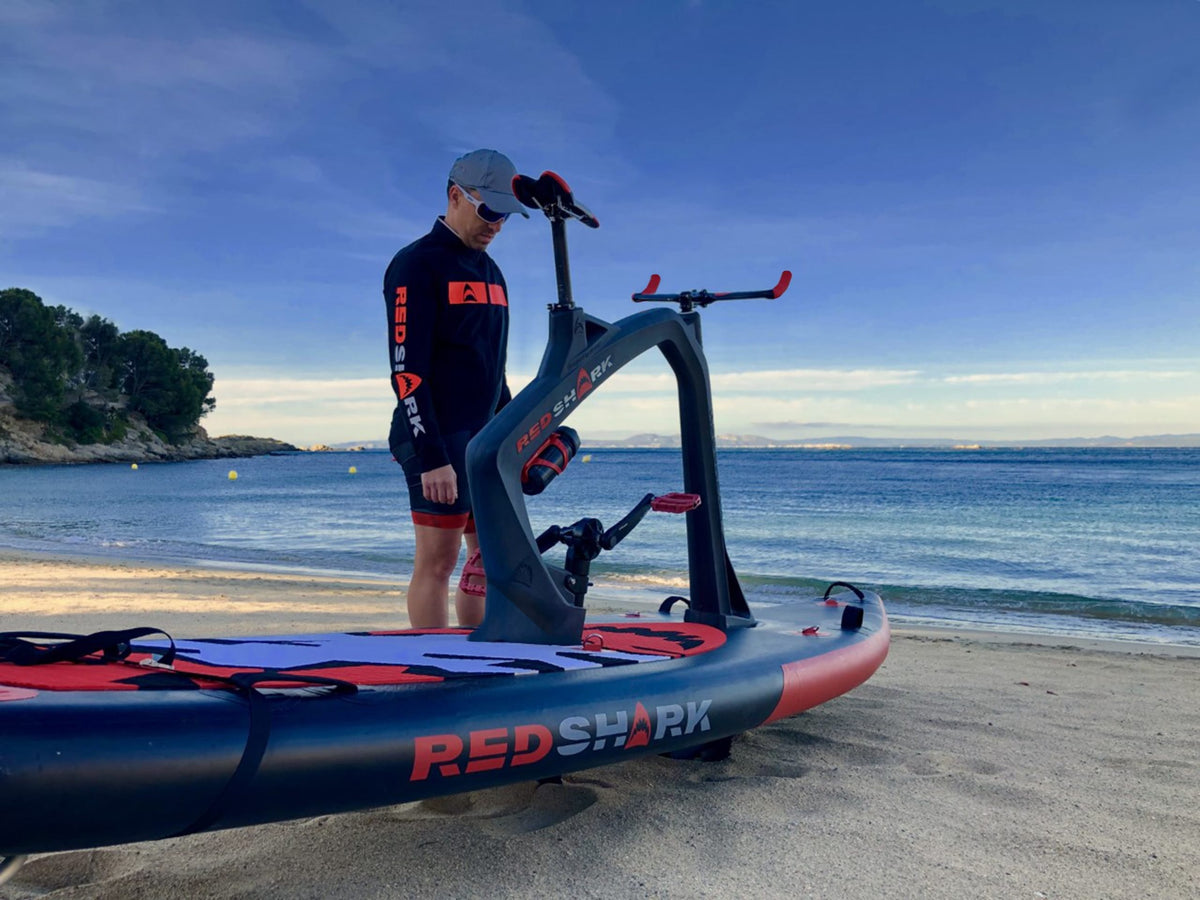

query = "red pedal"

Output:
[[650, 492, 701, 514], [458, 548, 486, 597]]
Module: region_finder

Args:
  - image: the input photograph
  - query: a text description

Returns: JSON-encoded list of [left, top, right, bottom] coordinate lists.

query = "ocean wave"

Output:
[[592, 564, 1200, 633], [875, 582, 1200, 629]]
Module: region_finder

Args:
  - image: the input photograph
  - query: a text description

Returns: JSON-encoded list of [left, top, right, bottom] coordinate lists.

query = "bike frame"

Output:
[[465, 171, 766, 645], [466, 299, 753, 645]]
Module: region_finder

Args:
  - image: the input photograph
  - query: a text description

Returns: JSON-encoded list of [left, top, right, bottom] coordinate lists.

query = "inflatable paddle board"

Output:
[[0, 588, 886, 856]]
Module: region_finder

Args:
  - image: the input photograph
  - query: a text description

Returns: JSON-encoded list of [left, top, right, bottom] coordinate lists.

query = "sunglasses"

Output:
[[454, 183, 509, 224]]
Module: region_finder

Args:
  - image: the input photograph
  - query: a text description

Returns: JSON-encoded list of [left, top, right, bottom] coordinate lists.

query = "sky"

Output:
[[2, 0, 1198, 445]]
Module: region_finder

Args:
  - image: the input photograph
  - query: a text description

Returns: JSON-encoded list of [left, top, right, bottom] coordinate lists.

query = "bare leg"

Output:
[[407, 524, 467, 628], [454, 531, 485, 627]]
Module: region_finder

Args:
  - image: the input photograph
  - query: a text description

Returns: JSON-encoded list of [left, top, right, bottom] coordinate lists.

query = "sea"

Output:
[[2, 447, 1198, 647]]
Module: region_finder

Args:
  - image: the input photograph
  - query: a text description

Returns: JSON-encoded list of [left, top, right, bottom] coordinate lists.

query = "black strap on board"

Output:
[[0, 628, 177, 666], [0, 625, 358, 838], [171, 671, 358, 837]]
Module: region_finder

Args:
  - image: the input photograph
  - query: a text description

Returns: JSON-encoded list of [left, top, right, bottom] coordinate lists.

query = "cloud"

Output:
[[1, 23, 323, 154], [211, 376, 389, 407], [203, 363, 1200, 445], [505, 367, 923, 394], [0, 0, 625, 251], [752, 421, 894, 432], [0, 6, 346, 244], [203, 375, 393, 444], [299, 1, 626, 187], [713, 368, 922, 391], [942, 369, 1195, 385], [0, 160, 152, 237], [957, 396, 1199, 414]]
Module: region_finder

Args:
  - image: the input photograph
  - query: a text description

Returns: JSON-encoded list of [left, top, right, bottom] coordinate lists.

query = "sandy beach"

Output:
[[2, 552, 1198, 899]]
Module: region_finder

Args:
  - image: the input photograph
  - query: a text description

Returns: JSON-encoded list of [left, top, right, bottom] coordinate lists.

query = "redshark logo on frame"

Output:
[[576, 366, 594, 400], [515, 355, 615, 452], [409, 696, 713, 782]]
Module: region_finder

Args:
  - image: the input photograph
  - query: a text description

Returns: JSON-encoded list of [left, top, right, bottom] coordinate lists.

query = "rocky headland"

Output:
[[1, 400, 296, 466]]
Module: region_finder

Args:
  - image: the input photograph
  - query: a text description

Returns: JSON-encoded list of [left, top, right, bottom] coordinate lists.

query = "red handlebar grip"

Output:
[[771, 270, 793, 299], [635, 274, 661, 297]]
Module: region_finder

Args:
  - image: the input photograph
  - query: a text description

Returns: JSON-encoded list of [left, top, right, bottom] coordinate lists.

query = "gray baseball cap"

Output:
[[448, 149, 529, 218]]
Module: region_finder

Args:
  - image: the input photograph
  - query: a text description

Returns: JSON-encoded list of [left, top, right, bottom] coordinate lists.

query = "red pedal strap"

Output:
[[650, 492, 701, 514]]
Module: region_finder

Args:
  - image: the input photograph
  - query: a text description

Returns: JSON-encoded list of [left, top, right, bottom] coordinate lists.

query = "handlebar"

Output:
[[631, 271, 792, 311]]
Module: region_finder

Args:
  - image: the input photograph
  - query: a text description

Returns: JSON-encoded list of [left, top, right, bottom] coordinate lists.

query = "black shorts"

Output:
[[398, 429, 476, 532]]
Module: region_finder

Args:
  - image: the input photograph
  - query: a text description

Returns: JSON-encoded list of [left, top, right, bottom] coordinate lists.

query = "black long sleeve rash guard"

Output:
[[384, 218, 512, 473]]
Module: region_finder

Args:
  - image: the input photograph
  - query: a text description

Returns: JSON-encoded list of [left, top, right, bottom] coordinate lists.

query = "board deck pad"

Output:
[[0, 621, 727, 692]]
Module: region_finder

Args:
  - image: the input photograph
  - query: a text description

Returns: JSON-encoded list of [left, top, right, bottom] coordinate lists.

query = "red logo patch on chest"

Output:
[[448, 282, 507, 306]]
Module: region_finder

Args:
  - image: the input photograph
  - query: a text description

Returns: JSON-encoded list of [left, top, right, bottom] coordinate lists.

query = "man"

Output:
[[384, 149, 529, 628]]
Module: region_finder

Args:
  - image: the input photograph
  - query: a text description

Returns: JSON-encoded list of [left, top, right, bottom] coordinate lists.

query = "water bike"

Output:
[[0, 172, 887, 871]]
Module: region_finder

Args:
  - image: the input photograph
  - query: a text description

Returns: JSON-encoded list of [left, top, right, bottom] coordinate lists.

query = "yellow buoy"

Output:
[[131, 463, 138, 470], [581, 454, 592, 463], [228, 470, 238, 481], [348, 466, 358, 474]]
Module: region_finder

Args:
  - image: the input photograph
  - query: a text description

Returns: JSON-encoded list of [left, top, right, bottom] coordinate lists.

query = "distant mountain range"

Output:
[[327, 433, 1200, 451]]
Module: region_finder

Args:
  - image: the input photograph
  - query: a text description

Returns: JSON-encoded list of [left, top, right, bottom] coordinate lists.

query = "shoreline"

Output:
[[0, 547, 410, 637], [2, 547, 1197, 655], [2, 550, 1198, 898]]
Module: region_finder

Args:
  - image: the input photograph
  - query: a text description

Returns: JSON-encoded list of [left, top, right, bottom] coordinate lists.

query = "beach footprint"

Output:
[[383, 778, 600, 836], [754, 721, 896, 771], [904, 751, 1004, 778], [480, 780, 599, 836], [0, 848, 144, 898]]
